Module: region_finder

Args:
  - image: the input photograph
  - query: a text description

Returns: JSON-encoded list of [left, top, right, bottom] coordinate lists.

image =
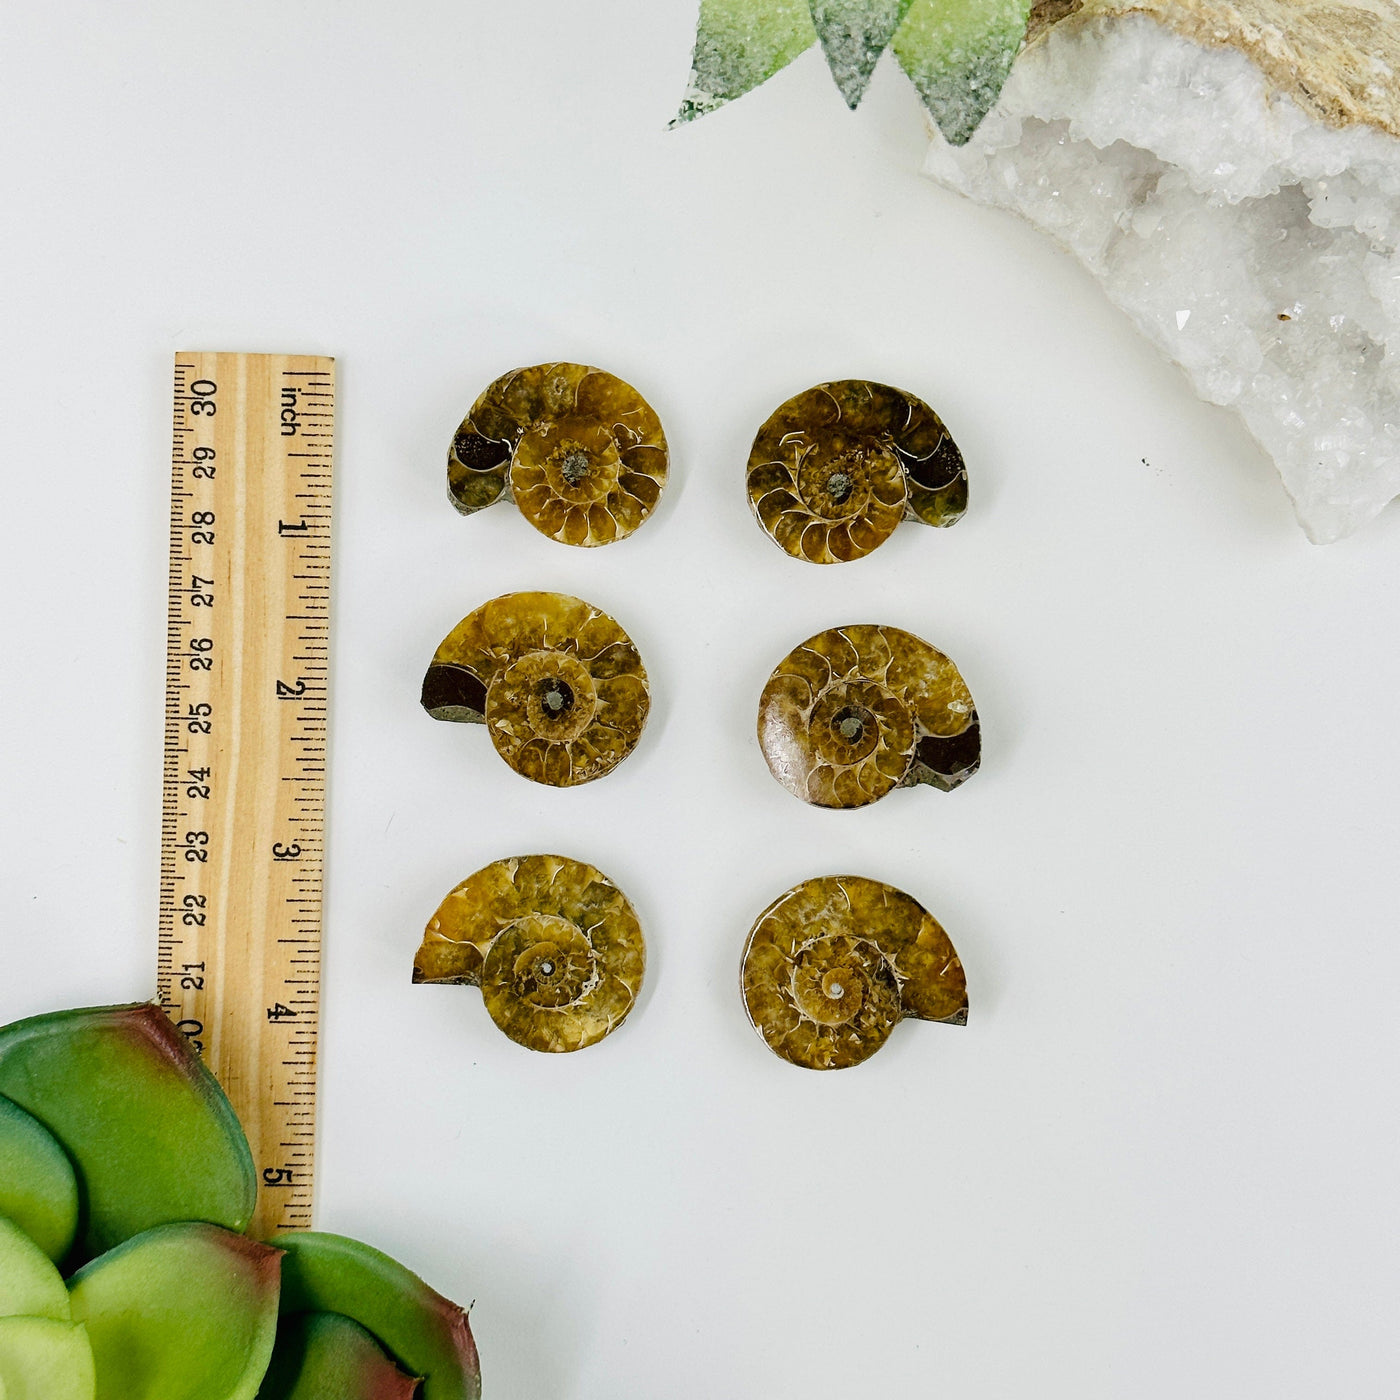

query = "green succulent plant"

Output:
[[0, 1217, 72, 1321], [0, 1317, 96, 1400], [258, 1312, 419, 1400], [0, 1003, 482, 1400], [70, 1222, 282, 1400], [0, 1004, 255, 1263], [0, 1097, 80, 1264], [673, 0, 1034, 143], [274, 1233, 480, 1400]]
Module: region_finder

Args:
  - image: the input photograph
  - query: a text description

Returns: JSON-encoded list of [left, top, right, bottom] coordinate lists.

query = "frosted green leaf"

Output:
[[672, 0, 817, 124], [0, 1218, 70, 1323], [892, 0, 1032, 143], [809, 0, 914, 107], [68, 1223, 281, 1400], [0, 1004, 255, 1262], [0, 1097, 79, 1264], [0, 1319, 95, 1400]]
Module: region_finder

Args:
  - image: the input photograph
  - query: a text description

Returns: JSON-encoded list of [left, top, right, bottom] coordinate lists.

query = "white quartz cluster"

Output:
[[925, 14, 1400, 542]]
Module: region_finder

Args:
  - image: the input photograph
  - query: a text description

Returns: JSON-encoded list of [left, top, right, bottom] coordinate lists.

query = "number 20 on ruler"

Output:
[[160, 352, 333, 1236]]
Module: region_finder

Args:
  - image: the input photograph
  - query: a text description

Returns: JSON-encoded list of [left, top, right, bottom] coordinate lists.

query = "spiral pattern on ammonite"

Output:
[[412, 854, 645, 1053], [448, 363, 668, 546], [746, 380, 967, 564], [757, 625, 979, 808], [741, 875, 968, 1070], [420, 592, 649, 787]]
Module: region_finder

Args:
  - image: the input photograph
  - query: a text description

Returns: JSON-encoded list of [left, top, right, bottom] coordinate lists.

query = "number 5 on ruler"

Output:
[[157, 351, 333, 1237]]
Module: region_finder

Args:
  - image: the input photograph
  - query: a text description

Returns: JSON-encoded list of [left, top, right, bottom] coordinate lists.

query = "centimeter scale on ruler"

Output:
[[156, 352, 334, 1238]]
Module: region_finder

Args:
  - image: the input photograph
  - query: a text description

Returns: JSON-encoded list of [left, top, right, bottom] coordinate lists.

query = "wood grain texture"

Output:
[[157, 352, 333, 1238]]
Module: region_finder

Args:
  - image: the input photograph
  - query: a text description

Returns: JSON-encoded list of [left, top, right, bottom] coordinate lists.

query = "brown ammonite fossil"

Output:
[[421, 592, 649, 787], [757, 624, 979, 808], [448, 362, 668, 546], [741, 875, 968, 1070], [746, 380, 966, 564], [413, 854, 646, 1053]]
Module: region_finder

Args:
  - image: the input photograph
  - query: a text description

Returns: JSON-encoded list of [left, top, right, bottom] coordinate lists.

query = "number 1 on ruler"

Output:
[[157, 352, 334, 1236]]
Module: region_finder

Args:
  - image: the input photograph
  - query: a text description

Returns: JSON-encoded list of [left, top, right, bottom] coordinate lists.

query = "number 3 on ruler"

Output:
[[158, 351, 333, 1237]]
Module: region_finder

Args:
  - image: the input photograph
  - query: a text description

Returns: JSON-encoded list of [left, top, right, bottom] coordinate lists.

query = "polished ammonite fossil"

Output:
[[757, 624, 980, 808], [448, 362, 668, 546], [413, 854, 646, 1053], [741, 875, 968, 1070], [746, 380, 966, 564], [421, 591, 649, 787]]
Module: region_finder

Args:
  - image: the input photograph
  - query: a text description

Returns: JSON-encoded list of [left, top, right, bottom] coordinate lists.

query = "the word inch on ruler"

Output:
[[156, 352, 334, 1238]]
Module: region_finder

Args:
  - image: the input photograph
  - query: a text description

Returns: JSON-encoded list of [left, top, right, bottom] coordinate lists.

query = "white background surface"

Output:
[[2, 3, 1398, 1396]]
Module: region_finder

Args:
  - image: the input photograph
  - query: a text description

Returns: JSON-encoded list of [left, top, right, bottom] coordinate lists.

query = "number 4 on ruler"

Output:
[[157, 351, 334, 1237]]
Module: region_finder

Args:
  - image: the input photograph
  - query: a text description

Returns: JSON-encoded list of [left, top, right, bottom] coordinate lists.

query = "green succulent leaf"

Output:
[[0, 1004, 256, 1262], [0, 1217, 71, 1322], [257, 1312, 419, 1400], [68, 1222, 281, 1400], [672, 0, 817, 124], [272, 1232, 480, 1400], [671, 0, 1031, 142], [892, 0, 1032, 143], [0, 1318, 95, 1400], [0, 1097, 79, 1264], [809, 0, 914, 107]]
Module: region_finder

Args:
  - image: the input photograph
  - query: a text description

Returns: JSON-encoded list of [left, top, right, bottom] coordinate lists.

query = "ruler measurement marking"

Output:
[[158, 352, 334, 1239]]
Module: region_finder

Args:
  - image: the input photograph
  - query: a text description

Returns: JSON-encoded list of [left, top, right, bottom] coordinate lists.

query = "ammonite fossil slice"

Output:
[[742, 875, 967, 1070], [746, 379, 966, 563], [448, 362, 668, 546], [757, 624, 979, 808], [414, 854, 646, 1053], [421, 592, 649, 787]]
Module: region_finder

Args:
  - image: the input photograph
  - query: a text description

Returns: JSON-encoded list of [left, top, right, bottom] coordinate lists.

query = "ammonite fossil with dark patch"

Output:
[[746, 379, 966, 563], [757, 624, 979, 808], [421, 592, 649, 786], [741, 875, 967, 1070], [448, 362, 668, 546], [414, 854, 646, 1053]]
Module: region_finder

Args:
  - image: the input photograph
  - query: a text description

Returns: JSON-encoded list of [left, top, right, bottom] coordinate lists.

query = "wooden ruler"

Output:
[[156, 352, 334, 1238]]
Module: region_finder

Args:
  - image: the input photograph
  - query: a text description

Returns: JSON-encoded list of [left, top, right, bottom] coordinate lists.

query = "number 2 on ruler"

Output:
[[158, 352, 333, 1236]]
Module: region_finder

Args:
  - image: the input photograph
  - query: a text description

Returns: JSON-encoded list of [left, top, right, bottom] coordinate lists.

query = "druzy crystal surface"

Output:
[[926, 12, 1400, 541]]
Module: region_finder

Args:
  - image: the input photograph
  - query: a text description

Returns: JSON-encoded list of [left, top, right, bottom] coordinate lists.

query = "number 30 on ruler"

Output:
[[157, 352, 334, 1236]]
